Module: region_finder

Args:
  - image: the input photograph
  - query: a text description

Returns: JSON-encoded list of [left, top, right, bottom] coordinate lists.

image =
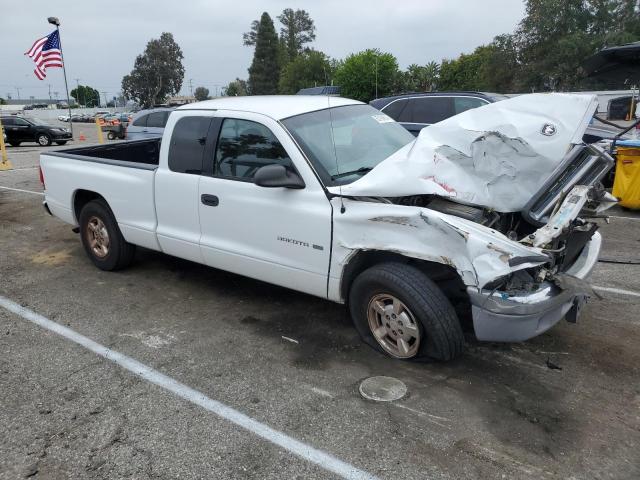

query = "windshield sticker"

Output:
[[372, 114, 394, 124]]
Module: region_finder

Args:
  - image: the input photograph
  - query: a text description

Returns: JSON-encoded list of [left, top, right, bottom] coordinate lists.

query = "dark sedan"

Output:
[[0, 116, 72, 146]]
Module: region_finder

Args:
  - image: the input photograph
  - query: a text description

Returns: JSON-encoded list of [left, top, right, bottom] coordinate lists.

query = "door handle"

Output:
[[201, 194, 219, 207]]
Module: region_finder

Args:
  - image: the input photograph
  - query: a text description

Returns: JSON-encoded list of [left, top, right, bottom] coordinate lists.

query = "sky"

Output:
[[1, 0, 526, 101]]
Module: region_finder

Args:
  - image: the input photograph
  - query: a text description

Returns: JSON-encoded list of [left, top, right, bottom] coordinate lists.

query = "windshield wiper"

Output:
[[331, 167, 372, 180]]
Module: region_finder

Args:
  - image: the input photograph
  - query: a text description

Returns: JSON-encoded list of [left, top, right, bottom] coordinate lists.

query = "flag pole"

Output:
[[48, 17, 73, 138]]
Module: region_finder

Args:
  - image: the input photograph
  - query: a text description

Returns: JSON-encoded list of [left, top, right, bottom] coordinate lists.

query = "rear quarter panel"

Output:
[[40, 153, 160, 250]]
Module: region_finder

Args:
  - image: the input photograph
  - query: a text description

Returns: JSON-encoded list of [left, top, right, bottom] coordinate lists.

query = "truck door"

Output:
[[198, 112, 332, 298], [154, 112, 216, 263]]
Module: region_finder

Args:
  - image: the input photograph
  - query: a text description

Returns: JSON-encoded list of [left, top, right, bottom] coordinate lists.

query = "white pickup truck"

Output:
[[40, 94, 615, 361]]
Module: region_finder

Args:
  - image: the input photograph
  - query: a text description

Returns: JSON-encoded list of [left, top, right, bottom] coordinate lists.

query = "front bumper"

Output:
[[468, 231, 601, 342]]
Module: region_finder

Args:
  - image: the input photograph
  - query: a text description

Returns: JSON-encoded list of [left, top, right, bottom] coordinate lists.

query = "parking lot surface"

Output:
[[1, 132, 639, 479]]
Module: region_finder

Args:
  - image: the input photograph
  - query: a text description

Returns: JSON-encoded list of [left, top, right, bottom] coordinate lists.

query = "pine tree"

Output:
[[247, 13, 280, 95]]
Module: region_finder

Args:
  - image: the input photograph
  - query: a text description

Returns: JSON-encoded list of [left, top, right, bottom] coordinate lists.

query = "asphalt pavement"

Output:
[[1, 127, 639, 479]]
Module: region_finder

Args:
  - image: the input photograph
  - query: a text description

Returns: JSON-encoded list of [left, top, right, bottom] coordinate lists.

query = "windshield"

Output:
[[282, 104, 414, 186]]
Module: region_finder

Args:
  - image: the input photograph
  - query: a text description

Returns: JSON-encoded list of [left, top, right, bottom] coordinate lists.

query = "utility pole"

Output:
[[188, 78, 194, 98], [54, 91, 59, 100], [101, 91, 108, 109], [15, 87, 21, 100], [74, 78, 81, 106], [48, 83, 52, 100], [374, 56, 378, 100]]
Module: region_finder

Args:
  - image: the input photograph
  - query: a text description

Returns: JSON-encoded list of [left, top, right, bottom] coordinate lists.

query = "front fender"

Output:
[[330, 198, 549, 293]]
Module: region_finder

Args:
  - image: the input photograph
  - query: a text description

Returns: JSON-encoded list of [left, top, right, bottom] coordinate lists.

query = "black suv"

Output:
[[370, 91, 507, 136], [0, 116, 72, 146]]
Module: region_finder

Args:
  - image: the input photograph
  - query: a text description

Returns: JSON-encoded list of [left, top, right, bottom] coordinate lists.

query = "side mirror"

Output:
[[253, 164, 305, 189]]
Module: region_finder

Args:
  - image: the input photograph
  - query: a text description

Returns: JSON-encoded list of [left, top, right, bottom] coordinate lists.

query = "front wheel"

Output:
[[107, 131, 116, 140], [79, 199, 135, 271], [37, 133, 52, 146], [349, 262, 464, 361]]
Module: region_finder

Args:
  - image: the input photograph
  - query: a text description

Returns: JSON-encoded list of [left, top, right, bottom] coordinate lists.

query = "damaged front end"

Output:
[[376, 143, 614, 341], [327, 93, 615, 342]]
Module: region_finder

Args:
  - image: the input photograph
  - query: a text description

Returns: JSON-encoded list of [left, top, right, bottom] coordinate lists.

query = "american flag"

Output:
[[24, 30, 63, 80]]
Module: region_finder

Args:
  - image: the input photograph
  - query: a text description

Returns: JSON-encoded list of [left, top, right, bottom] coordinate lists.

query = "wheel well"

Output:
[[340, 250, 472, 325], [73, 190, 106, 223]]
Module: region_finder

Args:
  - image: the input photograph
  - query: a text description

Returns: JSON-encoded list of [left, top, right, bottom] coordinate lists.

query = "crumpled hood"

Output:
[[330, 93, 599, 212]]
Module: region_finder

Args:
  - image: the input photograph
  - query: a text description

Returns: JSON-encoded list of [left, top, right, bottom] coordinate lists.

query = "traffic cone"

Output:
[[78, 134, 86, 141]]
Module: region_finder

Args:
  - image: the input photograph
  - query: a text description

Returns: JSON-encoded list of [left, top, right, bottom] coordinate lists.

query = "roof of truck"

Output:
[[177, 95, 363, 120]]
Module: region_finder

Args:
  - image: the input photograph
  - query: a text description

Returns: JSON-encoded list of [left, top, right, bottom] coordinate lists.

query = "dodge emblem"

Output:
[[541, 123, 557, 136]]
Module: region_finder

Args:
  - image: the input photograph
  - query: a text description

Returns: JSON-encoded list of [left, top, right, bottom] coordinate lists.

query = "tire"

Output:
[[78, 199, 135, 271], [107, 131, 116, 140], [349, 262, 464, 361], [55, 141, 67, 145], [37, 133, 52, 146], [9, 142, 20, 147]]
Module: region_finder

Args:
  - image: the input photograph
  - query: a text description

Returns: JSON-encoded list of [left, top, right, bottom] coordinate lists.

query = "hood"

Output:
[[329, 93, 599, 212]]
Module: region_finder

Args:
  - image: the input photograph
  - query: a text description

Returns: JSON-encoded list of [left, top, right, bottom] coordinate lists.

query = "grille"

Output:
[[523, 144, 615, 226]]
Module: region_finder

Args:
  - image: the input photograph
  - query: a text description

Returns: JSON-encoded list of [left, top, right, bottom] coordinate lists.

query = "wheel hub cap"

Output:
[[86, 216, 110, 258], [367, 293, 421, 358]]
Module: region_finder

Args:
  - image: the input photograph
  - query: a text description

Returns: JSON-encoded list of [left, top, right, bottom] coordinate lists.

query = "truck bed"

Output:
[[40, 138, 162, 252], [46, 138, 161, 169]]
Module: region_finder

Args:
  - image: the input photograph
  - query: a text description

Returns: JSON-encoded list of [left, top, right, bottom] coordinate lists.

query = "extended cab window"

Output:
[[132, 114, 148, 127], [147, 112, 169, 128], [214, 119, 291, 180], [168, 116, 212, 174]]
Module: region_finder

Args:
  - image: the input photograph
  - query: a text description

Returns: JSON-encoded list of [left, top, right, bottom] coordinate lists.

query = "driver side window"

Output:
[[214, 118, 292, 180]]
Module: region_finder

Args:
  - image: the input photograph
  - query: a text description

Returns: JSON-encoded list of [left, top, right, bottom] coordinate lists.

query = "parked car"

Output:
[[372, 91, 626, 145], [39, 94, 613, 361], [0, 115, 71, 146], [370, 91, 508, 136], [126, 107, 174, 140], [58, 113, 84, 122]]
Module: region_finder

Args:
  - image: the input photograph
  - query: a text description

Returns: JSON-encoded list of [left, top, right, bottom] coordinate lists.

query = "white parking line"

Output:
[[0, 186, 44, 196], [0, 295, 379, 480], [593, 286, 640, 298]]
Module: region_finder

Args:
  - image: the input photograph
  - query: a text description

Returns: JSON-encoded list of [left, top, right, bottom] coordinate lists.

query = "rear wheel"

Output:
[[79, 199, 135, 271], [37, 133, 52, 146], [107, 131, 116, 140], [349, 262, 464, 361]]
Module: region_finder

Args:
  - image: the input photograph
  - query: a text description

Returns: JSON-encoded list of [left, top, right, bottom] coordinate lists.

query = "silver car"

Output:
[[126, 108, 173, 140]]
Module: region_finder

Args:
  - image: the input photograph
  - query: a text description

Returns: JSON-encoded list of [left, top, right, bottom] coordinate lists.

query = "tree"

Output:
[[279, 50, 332, 94], [334, 49, 399, 102], [247, 13, 280, 95], [277, 9, 316, 63], [70, 84, 100, 107], [194, 86, 210, 101], [480, 35, 519, 93], [423, 61, 440, 91], [0, 97, 5, 105], [225, 78, 248, 96], [122, 32, 185, 108], [401, 62, 440, 92], [438, 46, 496, 91]]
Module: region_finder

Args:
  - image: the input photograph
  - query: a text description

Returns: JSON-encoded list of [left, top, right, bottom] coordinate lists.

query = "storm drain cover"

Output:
[[359, 376, 407, 402]]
